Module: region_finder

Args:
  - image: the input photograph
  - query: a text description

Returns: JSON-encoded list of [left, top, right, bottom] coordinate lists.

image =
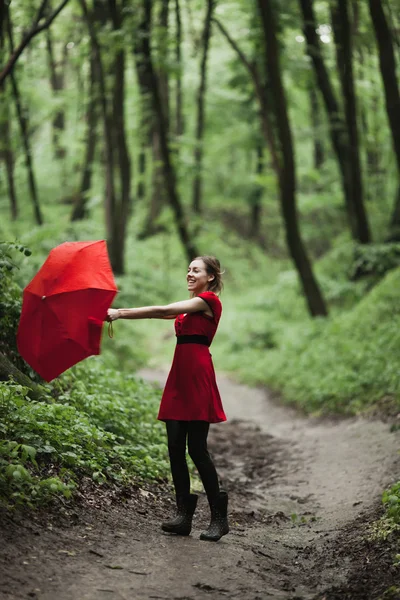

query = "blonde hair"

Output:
[[194, 256, 224, 294]]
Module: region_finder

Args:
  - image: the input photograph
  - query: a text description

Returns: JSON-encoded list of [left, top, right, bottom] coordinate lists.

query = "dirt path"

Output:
[[1, 372, 400, 600]]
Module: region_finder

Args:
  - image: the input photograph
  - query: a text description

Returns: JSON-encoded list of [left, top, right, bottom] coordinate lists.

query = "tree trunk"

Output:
[[367, 0, 400, 232], [6, 12, 43, 225], [212, 17, 280, 178], [250, 144, 264, 238], [331, 0, 370, 243], [175, 0, 184, 136], [0, 353, 48, 402], [71, 49, 98, 221], [309, 85, 324, 170], [257, 0, 328, 317], [138, 0, 198, 261], [299, 0, 360, 241], [158, 0, 170, 130], [192, 0, 214, 214], [107, 0, 132, 275], [80, 0, 118, 266], [0, 8, 18, 220], [137, 146, 146, 200], [1, 113, 18, 220], [46, 23, 66, 159], [134, 0, 166, 238]]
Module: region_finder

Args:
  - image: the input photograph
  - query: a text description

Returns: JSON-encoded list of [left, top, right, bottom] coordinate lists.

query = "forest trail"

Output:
[[1, 371, 400, 600]]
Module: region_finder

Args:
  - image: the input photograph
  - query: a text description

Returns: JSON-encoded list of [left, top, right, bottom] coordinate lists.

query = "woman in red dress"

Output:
[[107, 256, 228, 542]]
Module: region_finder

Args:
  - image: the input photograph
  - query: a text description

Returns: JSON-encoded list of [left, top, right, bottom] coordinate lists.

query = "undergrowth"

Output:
[[0, 366, 168, 508]]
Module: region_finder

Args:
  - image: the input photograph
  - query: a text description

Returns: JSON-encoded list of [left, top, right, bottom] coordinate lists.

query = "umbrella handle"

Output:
[[108, 322, 114, 338]]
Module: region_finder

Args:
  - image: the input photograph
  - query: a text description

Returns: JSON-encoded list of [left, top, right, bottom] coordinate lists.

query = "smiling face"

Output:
[[187, 259, 214, 295]]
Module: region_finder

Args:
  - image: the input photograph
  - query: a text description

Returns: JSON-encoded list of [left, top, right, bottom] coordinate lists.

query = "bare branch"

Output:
[[0, 0, 70, 86]]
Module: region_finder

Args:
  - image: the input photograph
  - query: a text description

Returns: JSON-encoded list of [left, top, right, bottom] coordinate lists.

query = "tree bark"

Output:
[[212, 17, 280, 178], [0, 110, 18, 220], [175, 0, 184, 136], [309, 85, 324, 170], [79, 0, 118, 266], [71, 49, 98, 221], [106, 0, 132, 274], [0, 353, 48, 402], [0, 7, 18, 220], [137, 0, 198, 261], [331, 0, 370, 243], [299, 0, 361, 241], [367, 0, 400, 232], [192, 0, 214, 214], [7, 12, 43, 225], [250, 144, 264, 238], [46, 22, 67, 159], [257, 0, 328, 317]]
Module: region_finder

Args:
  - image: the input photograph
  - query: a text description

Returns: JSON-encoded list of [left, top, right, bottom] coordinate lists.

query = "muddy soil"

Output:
[[1, 372, 400, 600]]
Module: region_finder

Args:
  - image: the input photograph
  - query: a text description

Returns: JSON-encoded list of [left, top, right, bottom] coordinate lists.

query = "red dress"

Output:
[[157, 291, 227, 423]]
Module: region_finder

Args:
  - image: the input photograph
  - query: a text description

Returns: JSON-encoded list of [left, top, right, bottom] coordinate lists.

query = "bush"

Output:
[[0, 362, 169, 507]]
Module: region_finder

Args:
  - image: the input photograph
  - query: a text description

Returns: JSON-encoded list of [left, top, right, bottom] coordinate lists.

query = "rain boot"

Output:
[[161, 493, 198, 536], [200, 491, 229, 542]]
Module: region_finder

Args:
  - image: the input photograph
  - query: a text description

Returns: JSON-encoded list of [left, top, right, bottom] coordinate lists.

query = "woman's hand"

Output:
[[107, 308, 120, 322]]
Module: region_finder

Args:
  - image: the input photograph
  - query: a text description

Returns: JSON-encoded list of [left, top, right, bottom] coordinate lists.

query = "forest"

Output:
[[1, 0, 400, 598]]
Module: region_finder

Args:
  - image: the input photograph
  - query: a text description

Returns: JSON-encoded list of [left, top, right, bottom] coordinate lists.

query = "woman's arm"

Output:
[[107, 297, 211, 321]]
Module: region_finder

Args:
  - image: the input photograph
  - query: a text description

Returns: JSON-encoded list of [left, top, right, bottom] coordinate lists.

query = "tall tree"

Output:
[[309, 84, 324, 170], [45, 22, 67, 160], [7, 10, 43, 225], [136, 0, 198, 261], [0, 0, 70, 86], [0, 6, 18, 220], [367, 0, 400, 235], [257, 0, 327, 317], [331, 0, 370, 243], [192, 0, 215, 214], [298, 0, 370, 243], [80, 0, 132, 274], [175, 0, 184, 136], [71, 46, 98, 221]]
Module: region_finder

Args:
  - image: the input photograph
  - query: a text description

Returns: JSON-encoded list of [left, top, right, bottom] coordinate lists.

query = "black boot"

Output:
[[161, 493, 198, 536], [200, 491, 229, 542]]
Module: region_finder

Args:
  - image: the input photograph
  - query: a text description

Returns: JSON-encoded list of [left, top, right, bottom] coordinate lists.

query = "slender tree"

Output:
[[192, 0, 215, 214], [257, 0, 328, 317], [71, 47, 98, 221], [7, 11, 43, 225], [299, 0, 368, 243], [250, 143, 264, 238], [136, 0, 198, 261], [0, 0, 70, 86], [175, 0, 184, 136], [309, 85, 324, 170], [0, 6, 18, 220], [367, 0, 400, 234], [331, 0, 370, 243], [45, 23, 67, 159], [212, 17, 280, 178]]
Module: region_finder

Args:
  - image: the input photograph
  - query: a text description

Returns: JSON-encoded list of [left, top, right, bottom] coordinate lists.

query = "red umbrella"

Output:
[[17, 240, 117, 382]]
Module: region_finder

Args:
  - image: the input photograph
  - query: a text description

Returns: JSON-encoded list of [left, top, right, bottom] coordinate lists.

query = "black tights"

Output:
[[165, 420, 220, 504]]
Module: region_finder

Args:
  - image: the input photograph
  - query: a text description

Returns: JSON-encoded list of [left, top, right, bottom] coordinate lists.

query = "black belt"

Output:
[[176, 335, 210, 347]]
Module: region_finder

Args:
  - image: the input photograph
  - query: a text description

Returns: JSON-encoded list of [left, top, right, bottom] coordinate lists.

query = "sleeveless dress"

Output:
[[157, 291, 227, 423]]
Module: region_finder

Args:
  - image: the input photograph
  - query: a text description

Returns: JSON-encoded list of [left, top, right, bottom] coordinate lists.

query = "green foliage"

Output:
[[382, 482, 400, 525], [349, 243, 400, 281], [0, 242, 32, 375], [0, 363, 168, 507]]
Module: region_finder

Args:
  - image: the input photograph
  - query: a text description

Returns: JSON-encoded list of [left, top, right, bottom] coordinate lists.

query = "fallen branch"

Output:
[[0, 352, 48, 402]]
